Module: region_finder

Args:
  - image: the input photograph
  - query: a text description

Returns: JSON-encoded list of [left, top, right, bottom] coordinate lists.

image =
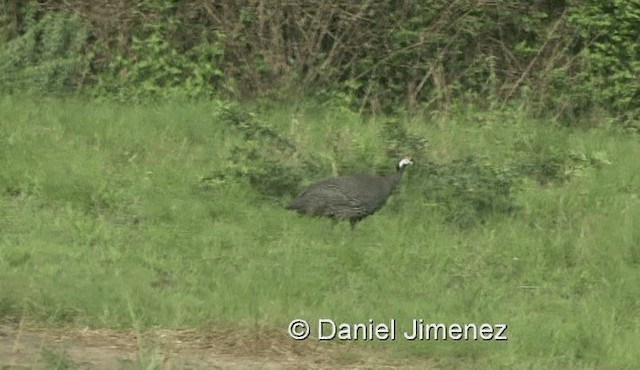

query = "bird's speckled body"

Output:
[[286, 158, 413, 227]]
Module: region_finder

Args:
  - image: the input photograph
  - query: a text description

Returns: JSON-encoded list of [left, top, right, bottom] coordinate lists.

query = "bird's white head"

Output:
[[398, 157, 413, 170]]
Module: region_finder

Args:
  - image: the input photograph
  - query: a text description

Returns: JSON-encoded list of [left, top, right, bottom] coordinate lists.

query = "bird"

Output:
[[286, 157, 413, 228]]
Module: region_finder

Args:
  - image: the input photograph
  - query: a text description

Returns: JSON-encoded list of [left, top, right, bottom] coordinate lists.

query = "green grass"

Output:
[[1, 96, 639, 368]]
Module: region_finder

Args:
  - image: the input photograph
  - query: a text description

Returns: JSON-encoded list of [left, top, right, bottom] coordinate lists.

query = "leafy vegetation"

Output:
[[418, 156, 519, 229], [567, 1, 640, 122], [1, 1, 639, 122], [0, 11, 89, 94], [93, 1, 226, 101]]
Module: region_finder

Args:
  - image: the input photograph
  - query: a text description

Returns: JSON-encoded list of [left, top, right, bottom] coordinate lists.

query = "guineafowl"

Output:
[[286, 157, 413, 228]]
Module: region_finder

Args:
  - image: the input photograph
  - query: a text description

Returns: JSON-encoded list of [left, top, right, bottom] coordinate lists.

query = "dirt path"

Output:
[[0, 324, 425, 369]]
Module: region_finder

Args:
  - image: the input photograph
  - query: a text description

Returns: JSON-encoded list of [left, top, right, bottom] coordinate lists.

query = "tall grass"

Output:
[[0, 96, 638, 368]]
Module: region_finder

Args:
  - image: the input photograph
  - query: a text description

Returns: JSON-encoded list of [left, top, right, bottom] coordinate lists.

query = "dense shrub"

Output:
[[567, 1, 640, 122], [418, 157, 519, 229], [0, 11, 89, 94], [510, 127, 609, 185], [92, 1, 226, 100], [381, 119, 430, 163], [209, 106, 305, 199], [1, 0, 639, 122]]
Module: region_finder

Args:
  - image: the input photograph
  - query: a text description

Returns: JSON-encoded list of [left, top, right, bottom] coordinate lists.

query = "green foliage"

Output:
[[512, 128, 575, 185], [219, 106, 296, 151], [380, 119, 430, 162], [243, 154, 304, 198], [419, 156, 519, 229], [511, 127, 611, 185], [212, 106, 304, 198], [568, 1, 640, 121], [339, 0, 569, 113], [95, 36, 226, 100], [0, 12, 89, 94], [1, 1, 639, 123], [94, 1, 226, 100]]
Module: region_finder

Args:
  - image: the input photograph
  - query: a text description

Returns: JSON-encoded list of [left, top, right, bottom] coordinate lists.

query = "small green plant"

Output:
[[245, 155, 304, 198], [511, 128, 600, 185], [211, 106, 304, 198], [219, 106, 296, 151], [514, 143, 569, 186], [380, 119, 429, 162], [419, 156, 519, 229]]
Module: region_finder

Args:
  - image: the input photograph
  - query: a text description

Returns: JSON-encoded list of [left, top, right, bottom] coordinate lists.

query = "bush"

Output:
[[2, 1, 639, 122], [0, 12, 89, 95], [380, 119, 430, 162], [567, 1, 640, 121], [208, 106, 304, 199], [510, 127, 602, 185], [418, 156, 519, 229], [92, 1, 226, 101]]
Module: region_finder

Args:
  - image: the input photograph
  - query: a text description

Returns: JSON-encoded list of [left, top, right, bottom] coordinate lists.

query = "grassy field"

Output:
[[0, 96, 639, 368]]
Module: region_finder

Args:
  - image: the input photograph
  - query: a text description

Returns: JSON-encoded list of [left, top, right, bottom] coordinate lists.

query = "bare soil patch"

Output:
[[0, 323, 429, 369]]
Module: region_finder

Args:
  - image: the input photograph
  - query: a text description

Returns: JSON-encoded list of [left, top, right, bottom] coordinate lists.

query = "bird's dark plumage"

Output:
[[286, 158, 413, 227]]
